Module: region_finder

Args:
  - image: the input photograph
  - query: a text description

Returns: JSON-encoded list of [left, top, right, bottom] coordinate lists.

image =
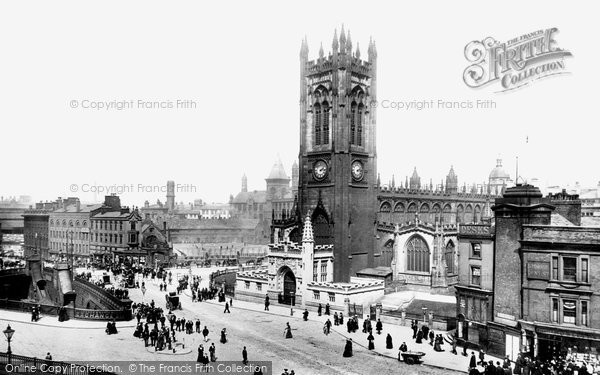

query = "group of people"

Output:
[[196, 343, 217, 363], [105, 319, 118, 335]]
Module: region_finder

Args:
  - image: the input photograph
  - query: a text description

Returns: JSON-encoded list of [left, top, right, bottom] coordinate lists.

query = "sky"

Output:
[[0, 0, 597, 206]]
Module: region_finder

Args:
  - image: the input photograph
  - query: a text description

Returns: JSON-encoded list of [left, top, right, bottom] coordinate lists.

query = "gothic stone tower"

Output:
[[297, 27, 378, 282]]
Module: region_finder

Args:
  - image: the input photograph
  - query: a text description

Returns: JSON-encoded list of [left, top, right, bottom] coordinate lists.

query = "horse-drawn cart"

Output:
[[165, 292, 182, 310]]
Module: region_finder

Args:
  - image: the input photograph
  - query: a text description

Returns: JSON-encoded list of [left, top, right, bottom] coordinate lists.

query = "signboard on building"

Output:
[[527, 261, 550, 280]]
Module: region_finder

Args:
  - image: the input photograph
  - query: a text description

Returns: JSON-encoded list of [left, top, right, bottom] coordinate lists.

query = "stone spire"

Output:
[[346, 30, 352, 54], [319, 42, 324, 59], [355, 42, 361, 59], [391, 175, 395, 188], [242, 174, 248, 193], [302, 215, 314, 243], [339, 24, 346, 52], [332, 28, 339, 53]]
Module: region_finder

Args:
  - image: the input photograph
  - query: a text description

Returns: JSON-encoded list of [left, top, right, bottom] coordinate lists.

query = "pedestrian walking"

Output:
[[342, 339, 353, 357], [303, 309, 309, 321], [242, 346, 248, 365], [202, 326, 209, 342], [324, 319, 332, 335], [224, 302, 231, 313], [209, 343, 216, 362], [220, 328, 227, 344], [386, 333, 393, 349], [317, 304, 322, 316], [376, 319, 383, 335], [197, 344, 204, 363], [325, 303, 330, 315], [264, 295, 270, 311], [333, 312, 339, 326], [469, 352, 477, 369], [367, 332, 375, 350], [284, 322, 293, 339], [339, 313, 343, 325]]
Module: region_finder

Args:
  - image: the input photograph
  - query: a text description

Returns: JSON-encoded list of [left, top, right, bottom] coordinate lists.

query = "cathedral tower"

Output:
[[297, 28, 378, 282]]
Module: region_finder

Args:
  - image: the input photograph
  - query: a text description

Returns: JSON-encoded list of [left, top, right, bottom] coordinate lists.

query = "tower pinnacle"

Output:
[[302, 215, 314, 243]]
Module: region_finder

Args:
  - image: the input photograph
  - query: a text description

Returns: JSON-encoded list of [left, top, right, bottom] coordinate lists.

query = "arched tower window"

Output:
[[357, 103, 364, 146], [314, 103, 322, 146], [322, 101, 329, 145], [445, 241, 455, 274], [406, 235, 430, 272], [350, 102, 357, 145]]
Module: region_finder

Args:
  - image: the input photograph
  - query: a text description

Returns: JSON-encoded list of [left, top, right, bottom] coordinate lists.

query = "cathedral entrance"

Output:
[[281, 268, 296, 306]]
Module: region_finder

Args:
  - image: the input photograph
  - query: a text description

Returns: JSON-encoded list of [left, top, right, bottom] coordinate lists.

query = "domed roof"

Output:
[[267, 158, 289, 180], [489, 159, 511, 180]]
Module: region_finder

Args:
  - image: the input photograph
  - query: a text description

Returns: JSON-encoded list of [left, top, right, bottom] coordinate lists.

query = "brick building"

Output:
[[456, 223, 495, 347], [23, 200, 62, 260], [89, 195, 142, 265]]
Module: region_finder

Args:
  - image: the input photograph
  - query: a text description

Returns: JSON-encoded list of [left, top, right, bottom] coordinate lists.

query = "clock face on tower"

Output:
[[351, 160, 364, 181], [313, 160, 328, 181]]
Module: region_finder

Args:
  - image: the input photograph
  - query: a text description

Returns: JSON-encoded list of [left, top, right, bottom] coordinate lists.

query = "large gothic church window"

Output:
[[406, 235, 430, 272], [445, 241, 455, 274], [314, 103, 322, 145]]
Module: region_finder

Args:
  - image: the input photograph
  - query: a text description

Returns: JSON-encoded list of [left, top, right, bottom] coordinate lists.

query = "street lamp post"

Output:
[[3, 324, 15, 360]]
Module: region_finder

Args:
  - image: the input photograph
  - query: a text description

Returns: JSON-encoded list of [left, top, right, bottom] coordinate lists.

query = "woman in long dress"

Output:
[[367, 332, 375, 350], [285, 322, 293, 339], [343, 339, 353, 357], [220, 328, 227, 344], [197, 344, 204, 363], [386, 333, 393, 349]]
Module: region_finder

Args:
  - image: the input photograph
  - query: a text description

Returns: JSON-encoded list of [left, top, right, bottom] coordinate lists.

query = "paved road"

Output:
[[3, 267, 464, 375]]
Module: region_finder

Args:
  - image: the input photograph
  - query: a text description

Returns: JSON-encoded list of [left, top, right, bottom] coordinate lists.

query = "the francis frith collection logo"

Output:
[[463, 28, 572, 92]]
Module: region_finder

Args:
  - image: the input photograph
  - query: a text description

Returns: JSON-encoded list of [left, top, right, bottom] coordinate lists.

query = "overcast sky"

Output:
[[0, 0, 597, 206]]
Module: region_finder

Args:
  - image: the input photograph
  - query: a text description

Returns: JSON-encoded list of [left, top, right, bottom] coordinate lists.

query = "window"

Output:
[[581, 258, 588, 283], [445, 242, 455, 274], [471, 243, 481, 258], [582, 301, 588, 326], [244, 281, 250, 290], [328, 293, 335, 303], [321, 263, 327, 274], [552, 256, 558, 280], [314, 103, 322, 146], [257, 283, 262, 291], [471, 266, 481, 286], [551, 298, 558, 323], [313, 291, 320, 300], [563, 257, 577, 282], [321, 274, 327, 282], [120, 222, 123, 231], [563, 300, 576, 324], [350, 102, 356, 145], [406, 235, 430, 272], [322, 104, 329, 144], [356, 104, 363, 146]]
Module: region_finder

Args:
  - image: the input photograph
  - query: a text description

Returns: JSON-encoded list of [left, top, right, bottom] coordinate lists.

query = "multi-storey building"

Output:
[[89, 195, 142, 265], [48, 198, 100, 263], [23, 200, 61, 260], [456, 222, 495, 347]]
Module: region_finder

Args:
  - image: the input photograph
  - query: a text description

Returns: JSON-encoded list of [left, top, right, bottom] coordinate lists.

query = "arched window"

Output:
[[357, 104, 364, 146], [457, 205, 464, 224], [406, 235, 430, 272], [350, 102, 357, 145], [445, 241, 455, 274], [314, 103, 322, 146], [380, 202, 392, 212], [322, 101, 329, 144]]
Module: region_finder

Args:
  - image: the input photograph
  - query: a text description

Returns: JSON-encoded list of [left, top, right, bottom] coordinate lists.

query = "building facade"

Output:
[[89, 195, 142, 265], [23, 200, 61, 260], [48, 198, 99, 263], [455, 223, 495, 347]]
